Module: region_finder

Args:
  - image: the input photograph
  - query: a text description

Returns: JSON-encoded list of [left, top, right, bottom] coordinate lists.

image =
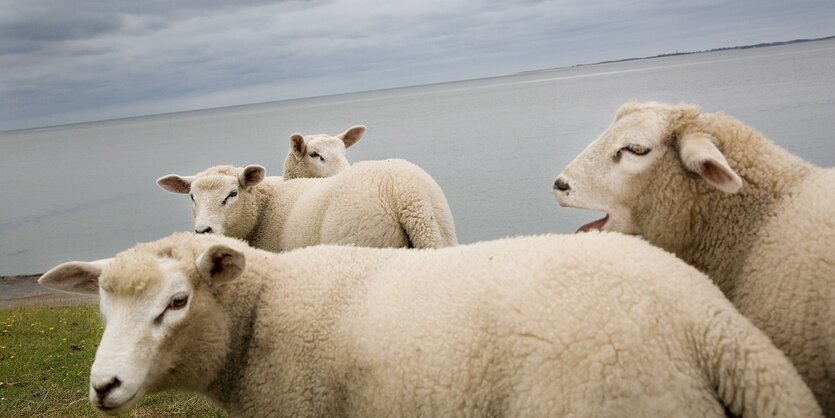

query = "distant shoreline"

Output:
[[0, 274, 42, 281], [0, 274, 99, 308], [4, 34, 833, 135], [518, 35, 835, 75]]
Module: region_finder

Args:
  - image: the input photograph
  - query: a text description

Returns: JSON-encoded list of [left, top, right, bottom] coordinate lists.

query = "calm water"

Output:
[[2, 39, 834, 275]]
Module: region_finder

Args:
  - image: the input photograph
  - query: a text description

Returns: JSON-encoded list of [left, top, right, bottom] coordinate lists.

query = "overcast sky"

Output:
[[1, 0, 833, 131]]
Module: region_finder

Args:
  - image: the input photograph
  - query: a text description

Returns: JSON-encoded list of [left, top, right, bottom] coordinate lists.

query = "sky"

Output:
[[1, 0, 834, 132]]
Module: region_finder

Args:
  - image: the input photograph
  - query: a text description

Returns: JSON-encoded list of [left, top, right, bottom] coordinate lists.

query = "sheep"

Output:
[[553, 101, 835, 415], [156, 159, 457, 251], [39, 231, 822, 417], [283, 125, 365, 179]]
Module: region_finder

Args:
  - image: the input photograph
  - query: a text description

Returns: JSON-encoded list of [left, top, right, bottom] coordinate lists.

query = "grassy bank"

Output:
[[0, 305, 224, 417]]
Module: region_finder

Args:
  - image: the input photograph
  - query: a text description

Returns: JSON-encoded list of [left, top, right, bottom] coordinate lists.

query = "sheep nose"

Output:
[[196, 226, 213, 234], [93, 376, 121, 400], [553, 177, 571, 192]]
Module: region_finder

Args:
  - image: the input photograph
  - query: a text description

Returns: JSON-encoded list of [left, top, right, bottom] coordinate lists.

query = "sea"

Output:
[[1, 38, 834, 275]]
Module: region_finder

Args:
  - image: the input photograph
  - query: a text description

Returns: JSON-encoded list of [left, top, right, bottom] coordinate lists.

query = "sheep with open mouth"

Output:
[[553, 101, 835, 414]]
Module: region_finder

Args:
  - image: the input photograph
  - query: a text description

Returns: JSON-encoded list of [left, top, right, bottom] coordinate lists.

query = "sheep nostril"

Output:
[[554, 178, 571, 192], [93, 377, 121, 399], [196, 227, 213, 234]]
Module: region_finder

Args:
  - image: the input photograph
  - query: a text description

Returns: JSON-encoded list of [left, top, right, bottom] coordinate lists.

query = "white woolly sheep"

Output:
[[39, 232, 822, 417], [283, 125, 365, 179], [157, 159, 457, 251], [553, 101, 834, 414]]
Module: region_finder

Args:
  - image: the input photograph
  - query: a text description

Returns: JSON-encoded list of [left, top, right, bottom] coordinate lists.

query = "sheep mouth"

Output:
[[577, 214, 609, 233], [95, 390, 139, 415]]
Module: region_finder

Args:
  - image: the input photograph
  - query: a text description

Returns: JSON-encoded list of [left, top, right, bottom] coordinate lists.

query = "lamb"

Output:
[[282, 125, 365, 179], [156, 159, 457, 251], [553, 101, 835, 414], [39, 231, 822, 417]]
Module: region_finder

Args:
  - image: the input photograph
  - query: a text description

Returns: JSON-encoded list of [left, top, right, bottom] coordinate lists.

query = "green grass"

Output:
[[0, 305, 225, 417]]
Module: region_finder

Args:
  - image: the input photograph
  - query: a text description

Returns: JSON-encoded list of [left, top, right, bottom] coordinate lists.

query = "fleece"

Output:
[[40, 231, 822, 417], [555, 101, 834, 414], [160, 159, 457, 251]]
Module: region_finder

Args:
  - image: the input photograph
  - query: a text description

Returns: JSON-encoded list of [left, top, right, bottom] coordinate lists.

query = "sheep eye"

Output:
[[309, 152, 320, 159], [222, 190, 238, 205], [623, 143, 650, 156], [169, 293, 189, 310], [189, 194, 195, 202], [154, 292, 189, 324]]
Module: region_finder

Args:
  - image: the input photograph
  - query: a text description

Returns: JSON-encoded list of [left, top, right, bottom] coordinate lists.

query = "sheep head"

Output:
[[285, 125, 365, 179], [157, 165, 265, 239], [553, 101, 742, 235], [38, 234, 243, 415]]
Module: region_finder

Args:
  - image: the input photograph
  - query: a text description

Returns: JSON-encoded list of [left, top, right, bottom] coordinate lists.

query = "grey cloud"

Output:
[[0, 0, 304, 46], [0, 13, 120, 42], [1, 0, 834, 131]]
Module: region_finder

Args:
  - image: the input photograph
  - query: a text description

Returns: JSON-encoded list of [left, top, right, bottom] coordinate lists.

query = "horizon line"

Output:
[[4, 34, 833, 135]]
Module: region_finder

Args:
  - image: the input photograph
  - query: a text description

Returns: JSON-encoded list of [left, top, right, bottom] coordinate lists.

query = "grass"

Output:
[[0, 305, 225, 417]]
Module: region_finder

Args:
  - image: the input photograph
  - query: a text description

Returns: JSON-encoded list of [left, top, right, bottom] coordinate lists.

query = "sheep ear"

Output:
[[338, 125, 365, 148], [157, 174, 194, 194], [239, 165, 265, 189], [290, 134, 306, 159], [678, 132, 742, 193], [196, 244, 245, 286], [39, 258, 113, 294]]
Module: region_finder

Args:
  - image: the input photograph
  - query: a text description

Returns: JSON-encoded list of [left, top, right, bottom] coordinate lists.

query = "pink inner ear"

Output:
[[698, 159, 742, 193], [292, 136, 305, 154], [341, 127, 364, 147], [701, 160, 732, 184], [74, 276, 100, 292], [209, 253, 227, 277], [160, 177, 190, 194], [242, 167, 264, 186], [40, 263, 101, 294]]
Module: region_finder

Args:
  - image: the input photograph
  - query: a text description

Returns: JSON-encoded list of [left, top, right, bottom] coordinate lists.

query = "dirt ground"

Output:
[[0, 274, 98, 308]]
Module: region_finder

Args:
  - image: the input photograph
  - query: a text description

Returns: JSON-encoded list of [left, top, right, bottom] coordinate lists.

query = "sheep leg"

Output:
[[698, 308, 823, 417], [395, 194, 445, 249]]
